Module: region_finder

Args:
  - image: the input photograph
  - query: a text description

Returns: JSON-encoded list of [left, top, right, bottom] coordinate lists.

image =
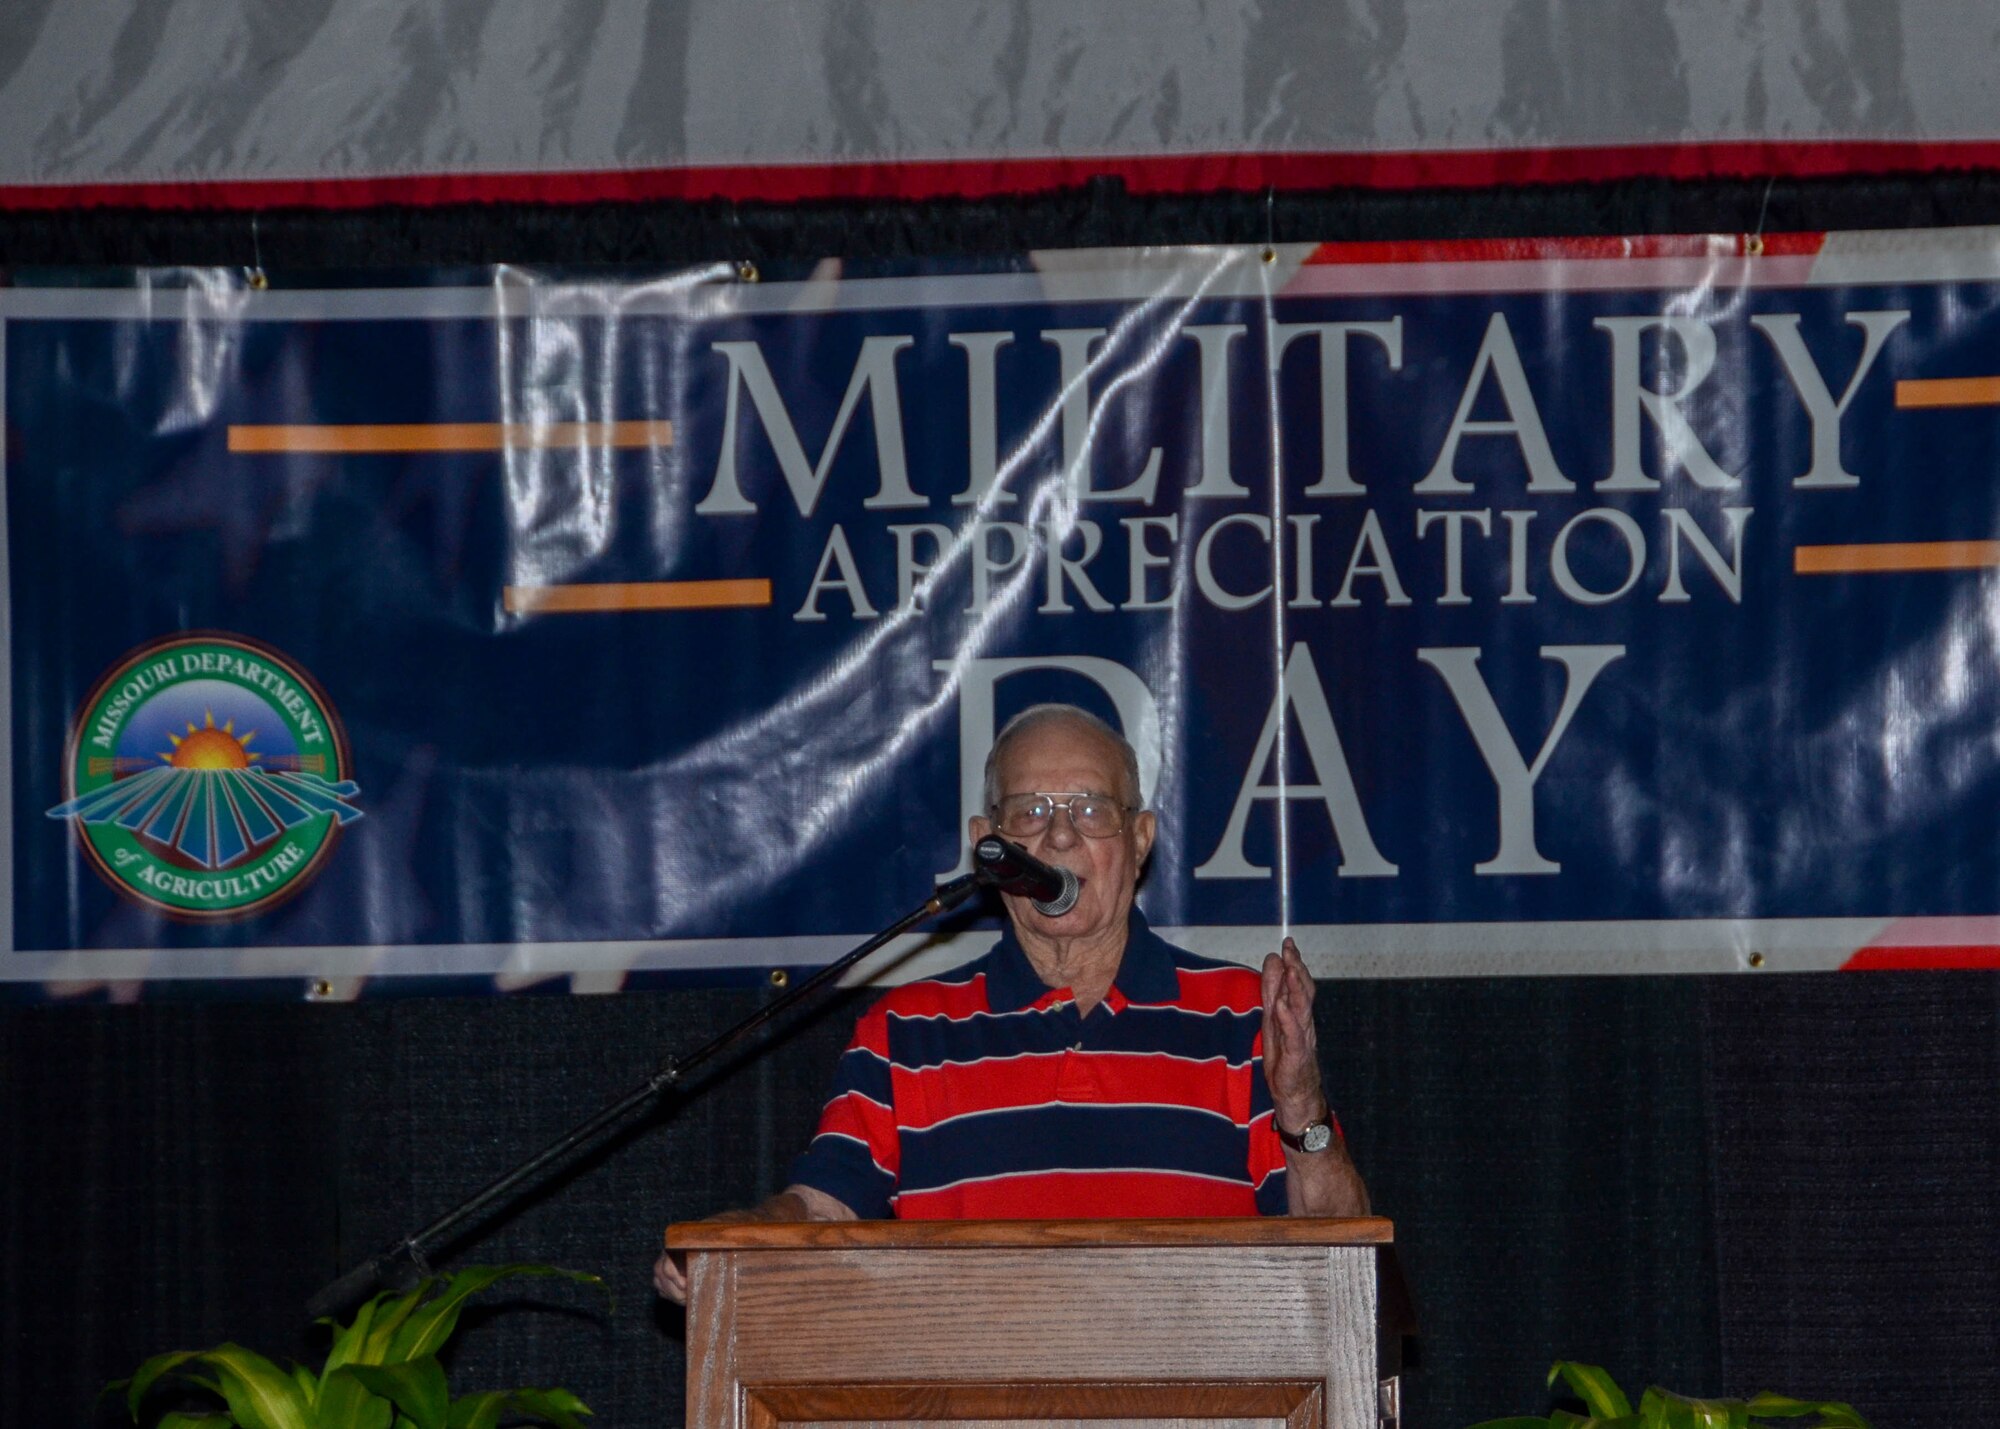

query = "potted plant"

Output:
[[112, 1262, 601, 1429], [1469, 1360, 1870, 1429]]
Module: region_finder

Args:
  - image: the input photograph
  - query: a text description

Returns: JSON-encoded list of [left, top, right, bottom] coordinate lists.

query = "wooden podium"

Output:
[[667, 1218, 1398, 1429]]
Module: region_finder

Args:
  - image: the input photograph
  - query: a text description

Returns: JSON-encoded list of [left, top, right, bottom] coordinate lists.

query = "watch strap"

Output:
[[1275, 1108, 1335, 1153]]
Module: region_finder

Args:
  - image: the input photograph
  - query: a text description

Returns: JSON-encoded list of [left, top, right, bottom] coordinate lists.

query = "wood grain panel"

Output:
[[724, 1246, 1365, 1385], [668, 1218, 1391, 1252], [744, 1376, 1320, 1416], [794, 1418, 1278, 1429], [684, 1229, 1387, 1429], [688, 1247, 740, 1429], [1316, 1247, 1378, 1429]]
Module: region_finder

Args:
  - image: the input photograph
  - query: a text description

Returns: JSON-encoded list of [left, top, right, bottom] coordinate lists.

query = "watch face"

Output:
[[1301, 1122, 1333, 1153]]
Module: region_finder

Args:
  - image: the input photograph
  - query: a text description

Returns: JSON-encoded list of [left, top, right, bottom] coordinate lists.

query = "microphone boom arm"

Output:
[[305, 870, 986, 1320]]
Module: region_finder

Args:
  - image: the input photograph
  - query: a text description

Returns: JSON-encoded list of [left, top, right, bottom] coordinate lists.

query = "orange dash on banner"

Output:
[[1794, 541, 2000, 575], [1821, 380, 2000, 574], [1895, 377, 2000, 408], [228, 421, 673, 453], [503, 580, 772, 615]]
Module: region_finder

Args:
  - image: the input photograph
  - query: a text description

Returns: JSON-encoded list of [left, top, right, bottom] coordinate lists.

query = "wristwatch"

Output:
[[1276, 1108, 1335, 1154]]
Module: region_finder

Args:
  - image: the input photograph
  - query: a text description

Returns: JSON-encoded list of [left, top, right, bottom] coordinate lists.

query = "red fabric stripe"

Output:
[[896, 1169, 1262, 1220], [1245, 1025, 1284, 1185], [815, 1093, 901, 1178], [1248, 1110, 1288, 1187], [1841, 944, 2000, 970], [1760, 232, 1827, 258], [1157, 964, 1265, 1016], [893, 1049, 1253, 1130], [4, 139, 1998, 212], [1302, 231, 1827, 265], [847, 1002, 893, 1060], [877, 973, 991, 1024]]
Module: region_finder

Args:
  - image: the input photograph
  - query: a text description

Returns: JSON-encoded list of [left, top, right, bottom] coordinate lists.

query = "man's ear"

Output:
[[969, 814, 993, 843], [1131, 809, 1157, 866]]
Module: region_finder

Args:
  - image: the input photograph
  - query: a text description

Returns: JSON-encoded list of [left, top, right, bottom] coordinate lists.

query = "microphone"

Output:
[[973, 835, 1081, 917]]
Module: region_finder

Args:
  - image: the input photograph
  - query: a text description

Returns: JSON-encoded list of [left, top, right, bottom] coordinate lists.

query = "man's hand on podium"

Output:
[[654, 1183, 858, 1303]]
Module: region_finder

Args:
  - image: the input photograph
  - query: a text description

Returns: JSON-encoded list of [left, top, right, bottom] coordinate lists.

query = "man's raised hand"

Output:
[[1259, 936, 1326, 1133]]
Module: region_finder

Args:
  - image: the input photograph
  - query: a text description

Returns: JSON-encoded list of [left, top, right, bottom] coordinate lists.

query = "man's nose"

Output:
[[1042, 806, 1083, 850]]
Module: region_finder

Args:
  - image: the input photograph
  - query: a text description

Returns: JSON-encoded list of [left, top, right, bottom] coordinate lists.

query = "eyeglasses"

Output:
[[990, 792, 1135, 840]]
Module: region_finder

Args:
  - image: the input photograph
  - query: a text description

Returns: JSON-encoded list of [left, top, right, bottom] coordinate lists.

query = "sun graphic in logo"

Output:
[[164, 711, 259, 771]]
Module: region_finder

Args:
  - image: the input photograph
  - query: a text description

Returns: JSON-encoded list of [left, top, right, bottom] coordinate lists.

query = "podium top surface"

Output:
[[665, 1215, 1392, 1251]]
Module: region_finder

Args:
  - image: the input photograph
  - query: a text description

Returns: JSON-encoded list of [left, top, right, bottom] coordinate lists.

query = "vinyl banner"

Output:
[[10, 232, 2000, 995]]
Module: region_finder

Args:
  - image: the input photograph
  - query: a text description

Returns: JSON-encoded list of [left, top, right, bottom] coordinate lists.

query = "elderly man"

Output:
[[655, 702, 1368, 1301]]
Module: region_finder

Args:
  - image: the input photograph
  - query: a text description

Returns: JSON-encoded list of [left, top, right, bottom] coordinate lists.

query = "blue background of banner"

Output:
[[10, 264, 2000, 961]]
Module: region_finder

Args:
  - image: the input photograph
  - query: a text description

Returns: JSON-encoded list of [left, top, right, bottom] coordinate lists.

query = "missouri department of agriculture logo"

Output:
[[47, 633, 363, 920]]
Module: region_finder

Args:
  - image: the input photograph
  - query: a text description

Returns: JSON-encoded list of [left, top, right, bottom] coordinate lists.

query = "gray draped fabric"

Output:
[[0, 2, 1994, 190]]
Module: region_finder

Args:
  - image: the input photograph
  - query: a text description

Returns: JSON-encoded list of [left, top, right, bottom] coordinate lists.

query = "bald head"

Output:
[[982, 705, 1143, 812]]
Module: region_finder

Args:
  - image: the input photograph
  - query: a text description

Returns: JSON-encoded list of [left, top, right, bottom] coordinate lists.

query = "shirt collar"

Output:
[[983, 907, 1180, 1014]]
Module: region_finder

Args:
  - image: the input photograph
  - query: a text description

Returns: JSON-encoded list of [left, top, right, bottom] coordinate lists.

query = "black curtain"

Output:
[[1703, 972, 2000, 1420], [8, 971, 1997, 1428]]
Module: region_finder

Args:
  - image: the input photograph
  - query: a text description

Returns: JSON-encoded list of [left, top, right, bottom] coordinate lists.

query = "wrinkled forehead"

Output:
[[990, 721, 1133, 803]]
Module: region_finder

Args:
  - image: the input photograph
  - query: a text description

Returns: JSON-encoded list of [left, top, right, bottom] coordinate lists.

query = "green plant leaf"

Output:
[[1474, 1373, 1863, 1429], [1550, 1363, 1635, 1421], [117, 1265, 598, 1429], [1740, 1394, 1870, 1427], [322, 1294, 381, 1373], [1741, 1395, 1822, 1419], [524, 1387, 592, 1427], [386, 1265, 603, 1364], [317, 1366, 397, 1429], [342, 1358, 451, 1429], [447, 1392, 506, 1429], [1637, 1386, 1692, 1429], [360, 1281, 440, 1367], [119, 1350, 205, 1419], [1645, 1385, 1748, 1429], [200, 1345, 313, 1429], [446, 1387, 592, 1429]]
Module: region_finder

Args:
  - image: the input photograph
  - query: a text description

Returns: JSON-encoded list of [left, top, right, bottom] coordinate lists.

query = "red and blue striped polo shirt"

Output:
[[789, 911, 1293, 1219]]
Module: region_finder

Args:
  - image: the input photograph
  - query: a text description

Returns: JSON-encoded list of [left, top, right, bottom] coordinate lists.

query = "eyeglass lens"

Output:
[[994, 793, 1125, 838]]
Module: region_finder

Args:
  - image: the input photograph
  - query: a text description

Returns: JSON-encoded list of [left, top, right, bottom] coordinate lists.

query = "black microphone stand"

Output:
[[305, 869, 987, 1320]]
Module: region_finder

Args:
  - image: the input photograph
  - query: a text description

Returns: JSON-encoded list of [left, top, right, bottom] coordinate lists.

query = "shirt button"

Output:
[[1071, 1041, 1083, 1051]]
